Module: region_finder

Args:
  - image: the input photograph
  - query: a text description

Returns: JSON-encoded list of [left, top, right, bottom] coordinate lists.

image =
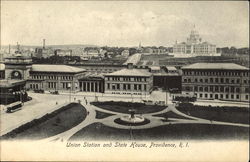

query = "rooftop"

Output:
[[182, 63, 249, 70], [105, 68, 152, 77], [150, 66, 160, 71], [81, 72, 104, 79], [31, 64, 86, 73], [166, 66, 177, 71]]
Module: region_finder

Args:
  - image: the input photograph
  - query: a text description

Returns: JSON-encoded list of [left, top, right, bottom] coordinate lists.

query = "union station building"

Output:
[[181, 63, 250, 102], [4, 55, 86, 92], [104, 63, 153, 96], [2, 55, 156, 95]]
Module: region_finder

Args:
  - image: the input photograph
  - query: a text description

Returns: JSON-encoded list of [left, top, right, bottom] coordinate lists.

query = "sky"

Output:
[[1, 1, 249, 48]]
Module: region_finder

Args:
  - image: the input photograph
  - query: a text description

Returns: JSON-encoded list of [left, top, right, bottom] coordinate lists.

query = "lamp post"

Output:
[[165, 86, 168, 106]]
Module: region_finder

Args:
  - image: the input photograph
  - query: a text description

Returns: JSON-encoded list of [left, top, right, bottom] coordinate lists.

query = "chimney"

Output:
[[43, 39, 46, 49], [17, 42, 20, 52], [127, 63, 133, 69]]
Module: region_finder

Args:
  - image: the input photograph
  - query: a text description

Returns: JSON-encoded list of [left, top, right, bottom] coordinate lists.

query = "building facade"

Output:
[[104, 64, 153, 95], [78, 73, 104, 93], [55, 49, 73, 57], [0, 80, 27, 105], [4, 55, 33, 80], [0, 64, 5, 80], [27, 64, 86, 92], [150, 66, 182, 92], [181, 63, 249, 102], [121, 49, 130, 57], [173, 27, 219, 57]]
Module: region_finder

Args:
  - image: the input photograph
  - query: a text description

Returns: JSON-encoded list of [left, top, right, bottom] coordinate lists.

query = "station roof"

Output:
[[31, 64, 86, 73], [105, 68, 152, 77], [166, 66, 177, 71], [182, 63, 249, 70], [80, 72, 104, 79], [150, 66, 160, 71]]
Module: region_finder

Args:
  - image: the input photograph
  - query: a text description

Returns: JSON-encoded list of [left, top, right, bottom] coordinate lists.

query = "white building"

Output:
[[121, 49, 130, 57], [172, 26, 220, 58]]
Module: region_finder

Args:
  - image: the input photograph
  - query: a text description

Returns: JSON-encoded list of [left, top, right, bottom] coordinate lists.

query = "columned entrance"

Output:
[[79, 80, 104, 93]]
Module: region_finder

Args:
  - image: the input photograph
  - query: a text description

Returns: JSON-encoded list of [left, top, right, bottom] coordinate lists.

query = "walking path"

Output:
[[40, 102, 249, 143]]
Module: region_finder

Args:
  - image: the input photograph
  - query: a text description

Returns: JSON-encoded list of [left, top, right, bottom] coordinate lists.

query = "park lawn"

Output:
[[95, 110, 114, 119], [69, 122, 249, 141], [176, 103, 249, 124], [153, 111, 192, 120], [2, 103, 87, 140], [91, 101, 166, 114]]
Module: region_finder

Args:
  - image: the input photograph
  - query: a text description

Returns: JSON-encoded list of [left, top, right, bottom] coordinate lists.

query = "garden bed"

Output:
[[91, 101, 166, 114], [69, 122, 249, 141], [176, 103, 249, 124], [95, 110, 114, 119]]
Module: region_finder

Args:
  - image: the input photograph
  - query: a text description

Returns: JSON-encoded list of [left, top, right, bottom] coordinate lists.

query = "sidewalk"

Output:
[[194, 99, 249, 108], [0, 93, 70, 136]]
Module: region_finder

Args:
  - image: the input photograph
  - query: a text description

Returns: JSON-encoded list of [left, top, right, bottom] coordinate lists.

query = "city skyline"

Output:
[[1, 1, 249, 48]]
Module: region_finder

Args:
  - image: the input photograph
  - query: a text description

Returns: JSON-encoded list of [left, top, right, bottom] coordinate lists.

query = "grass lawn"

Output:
[[95, 110, 114, 119], [91, 101, 166, 114], [177, 103, 249, 124], [1, 103, 87, 140], [69, 122, 249, 141], [153, 111, 191, 120]]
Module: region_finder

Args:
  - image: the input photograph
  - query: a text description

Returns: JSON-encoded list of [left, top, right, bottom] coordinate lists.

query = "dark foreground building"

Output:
[[0, 80, 27, 105]]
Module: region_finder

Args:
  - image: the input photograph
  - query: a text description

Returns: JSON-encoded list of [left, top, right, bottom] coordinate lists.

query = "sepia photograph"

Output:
[[0, 0, 249, 161]]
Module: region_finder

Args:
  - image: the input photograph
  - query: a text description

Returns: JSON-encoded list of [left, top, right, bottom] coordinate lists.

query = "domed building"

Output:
[[172, 26, 220, 57]]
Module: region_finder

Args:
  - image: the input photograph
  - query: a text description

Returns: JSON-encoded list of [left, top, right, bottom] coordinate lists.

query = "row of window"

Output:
[[183, 71, 249, 77], [87, 68, 115, 72], [193, 93, 249, 100], [111, 92, 144, 95], [183, 77, 249, 84], [183, 86, 249, 93], [106, 77, 148, 82], [31, 75, 73, 80], [48, 82, 57, 89], [107, 83, 147, 91], [30, 82, 73, 89], [29, 83, 40, 89]]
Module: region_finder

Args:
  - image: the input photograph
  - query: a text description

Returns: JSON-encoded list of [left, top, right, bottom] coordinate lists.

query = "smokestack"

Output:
[[9, 44, 10, 54], [17, 42, 20, 52], [43, 39, 46, 49]]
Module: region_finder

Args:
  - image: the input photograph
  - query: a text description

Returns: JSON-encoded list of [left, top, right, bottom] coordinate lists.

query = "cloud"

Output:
[[1, 1, 249, 47]]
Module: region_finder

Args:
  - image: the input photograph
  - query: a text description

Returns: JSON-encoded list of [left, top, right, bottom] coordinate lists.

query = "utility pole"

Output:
[[166, 86, 168, 105]]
